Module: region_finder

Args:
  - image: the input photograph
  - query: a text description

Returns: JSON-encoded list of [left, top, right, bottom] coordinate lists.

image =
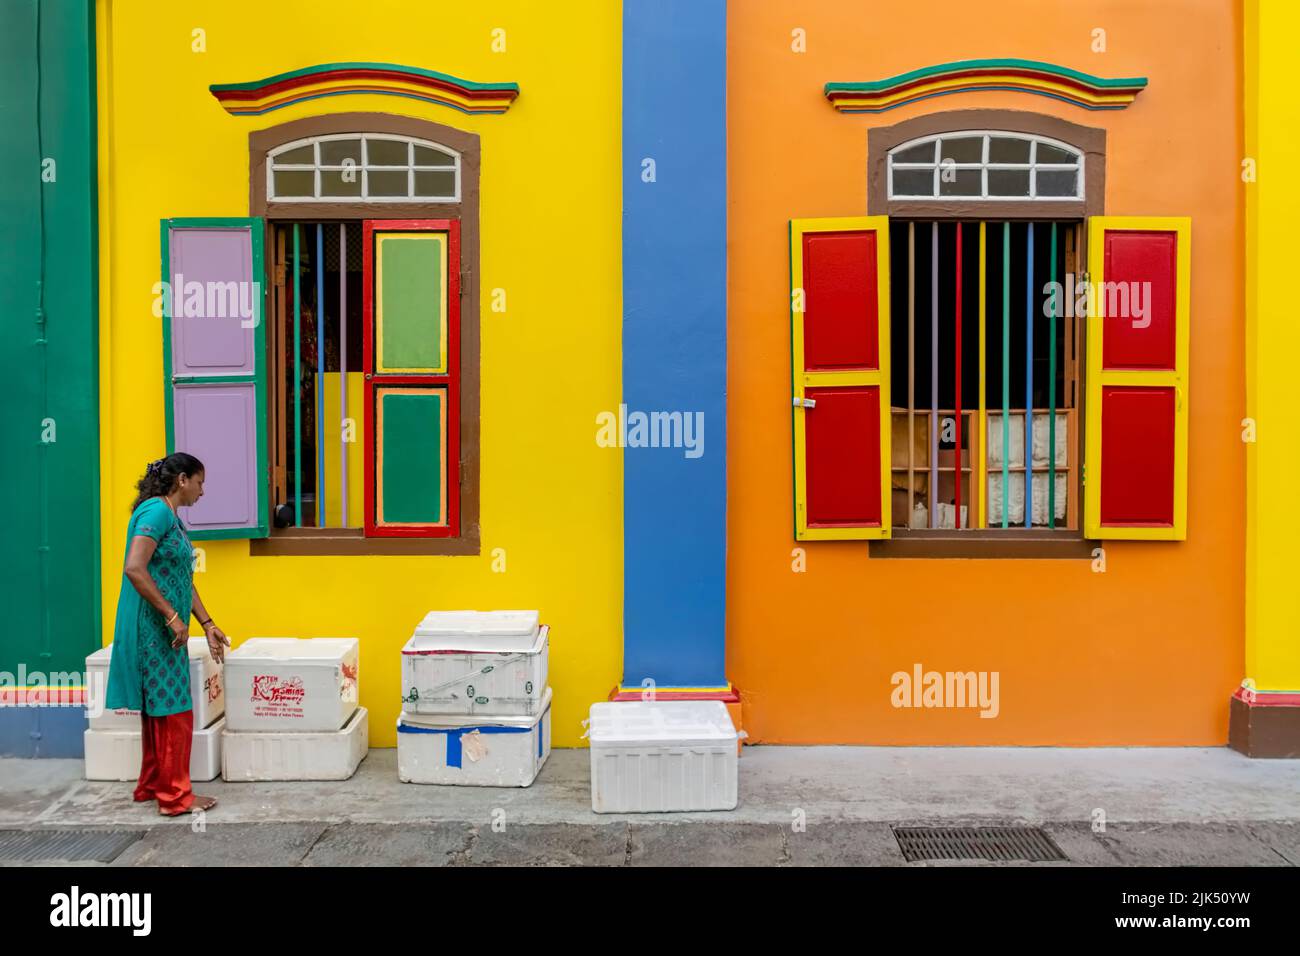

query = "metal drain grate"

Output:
[[0, 829, 143, 864], [892, 826, 1067, 863]]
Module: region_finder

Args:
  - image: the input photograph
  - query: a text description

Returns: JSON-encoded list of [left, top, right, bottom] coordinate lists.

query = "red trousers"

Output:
[[134, 710, 194, 814]]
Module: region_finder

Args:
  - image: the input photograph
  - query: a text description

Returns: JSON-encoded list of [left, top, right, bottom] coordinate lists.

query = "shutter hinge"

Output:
[[793, 396, 816, 409]]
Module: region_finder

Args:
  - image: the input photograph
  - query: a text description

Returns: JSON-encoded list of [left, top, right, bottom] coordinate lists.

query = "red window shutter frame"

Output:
[[1084, 216, 1191, 541], [790, 216, 892, 540], [362, 219, 461, 538]]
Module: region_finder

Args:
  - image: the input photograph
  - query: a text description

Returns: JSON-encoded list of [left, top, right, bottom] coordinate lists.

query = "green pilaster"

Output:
[[0, 0, 100, 680]]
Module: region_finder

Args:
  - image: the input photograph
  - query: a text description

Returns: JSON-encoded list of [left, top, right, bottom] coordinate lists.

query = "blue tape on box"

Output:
[[398, 705, 550, 769]]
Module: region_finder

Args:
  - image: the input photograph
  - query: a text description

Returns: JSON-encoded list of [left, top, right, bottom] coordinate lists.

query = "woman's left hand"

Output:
[[204, 623, 230, 664]]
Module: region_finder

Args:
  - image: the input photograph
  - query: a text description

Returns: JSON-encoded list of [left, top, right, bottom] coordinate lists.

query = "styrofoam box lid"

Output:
[[403, 624, 548, 656], [88, 637, 213, 666], [413, 610, 539, 639], [227, 637, 358, 662], [399, 687, 552, 729], [587, 701, 736, 745]]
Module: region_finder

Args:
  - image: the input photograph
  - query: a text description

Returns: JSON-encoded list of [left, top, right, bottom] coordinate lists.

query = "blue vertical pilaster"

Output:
[[620, 0, 728, 689]]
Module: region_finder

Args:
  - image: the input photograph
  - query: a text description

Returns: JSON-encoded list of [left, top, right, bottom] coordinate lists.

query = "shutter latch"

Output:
[[793, 396, 816, 409]]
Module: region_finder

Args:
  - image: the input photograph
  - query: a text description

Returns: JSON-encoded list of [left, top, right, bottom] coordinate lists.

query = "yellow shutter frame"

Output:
[[790, 216, 892, 540], [1084, 216, 1191, 540]]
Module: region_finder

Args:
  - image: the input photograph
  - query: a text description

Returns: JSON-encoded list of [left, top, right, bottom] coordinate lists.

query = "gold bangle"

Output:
[[165, 610, 179, 626]]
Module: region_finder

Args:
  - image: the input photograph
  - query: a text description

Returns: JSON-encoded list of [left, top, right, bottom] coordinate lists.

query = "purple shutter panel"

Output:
[[163, 219, 268, 539], [169, 228, 257, 376], [174, 384, 258, 531]]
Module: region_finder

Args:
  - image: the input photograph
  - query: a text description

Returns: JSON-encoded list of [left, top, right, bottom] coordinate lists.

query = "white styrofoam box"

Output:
[[83, 717, 225, 783], [397, 688, 552, 787], [222, 707, 368, 782], [588, 701, 738, 813], [86, 639, 225, 731], [402, 625, 548, 717], [412, 610, 540, 652], [223, 637, 359, 732]]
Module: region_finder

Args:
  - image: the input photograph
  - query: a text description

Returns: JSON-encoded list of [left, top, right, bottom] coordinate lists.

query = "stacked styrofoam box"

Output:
[[221, 638, 367, 781], [83, 638, 226, 782], [397, 610, 551, 786], [588, 701, 739, 813]]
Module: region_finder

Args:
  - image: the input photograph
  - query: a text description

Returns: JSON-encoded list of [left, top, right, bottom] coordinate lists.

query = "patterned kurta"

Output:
[[105, 497, 195, 717]]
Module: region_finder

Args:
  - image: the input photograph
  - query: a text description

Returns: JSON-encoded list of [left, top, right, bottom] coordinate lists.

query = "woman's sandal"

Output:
[[159, 795, 218, 816]]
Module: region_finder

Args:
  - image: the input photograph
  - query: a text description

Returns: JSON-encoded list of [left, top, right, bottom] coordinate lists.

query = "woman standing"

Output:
[[105, 453, 230, 815]]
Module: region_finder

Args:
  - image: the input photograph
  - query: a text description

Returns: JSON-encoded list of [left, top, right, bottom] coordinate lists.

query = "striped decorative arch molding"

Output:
[[825, 58, 1147, 113], [210, 62, 520, 116]]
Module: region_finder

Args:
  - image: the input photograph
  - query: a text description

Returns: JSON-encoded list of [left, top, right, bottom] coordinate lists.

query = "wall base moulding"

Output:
[[1228, 689, 1300, 758]]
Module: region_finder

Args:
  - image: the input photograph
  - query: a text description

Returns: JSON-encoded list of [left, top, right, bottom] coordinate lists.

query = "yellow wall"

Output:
[[1244, 0, 1300, 692], [95, 0, 624, 745]]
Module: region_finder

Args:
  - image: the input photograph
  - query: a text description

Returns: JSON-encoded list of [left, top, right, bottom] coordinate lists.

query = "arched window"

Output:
[[887, 131, 1083, 201], [240, 113, 482, 556], [267, 133, 461, 202]]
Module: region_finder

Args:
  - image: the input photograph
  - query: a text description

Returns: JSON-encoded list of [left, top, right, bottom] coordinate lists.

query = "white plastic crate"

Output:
[[86, 639, 225, 731], [588, 701, 738, 813], [397, 688, 552, 787], [83, 716, 225, 783], [412, 610, 540, 652], [402, 625, 548, 717], [223, 637, 359, 733], [222, 707, 368, 781]]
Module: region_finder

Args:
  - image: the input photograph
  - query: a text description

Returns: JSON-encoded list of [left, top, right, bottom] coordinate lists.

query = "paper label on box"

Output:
[[250, 674, 306, 719], [461, 730, 487, 763], [203, 673, 222, 704]]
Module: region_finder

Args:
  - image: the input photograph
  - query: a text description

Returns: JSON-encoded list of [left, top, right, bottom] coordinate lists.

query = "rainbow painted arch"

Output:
[[825, 58, 1147, 113], [210, 62, 520, 116]]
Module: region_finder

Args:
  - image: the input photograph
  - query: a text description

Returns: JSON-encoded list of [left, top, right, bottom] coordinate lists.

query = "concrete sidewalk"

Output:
[[2, 747, 1298, 865]]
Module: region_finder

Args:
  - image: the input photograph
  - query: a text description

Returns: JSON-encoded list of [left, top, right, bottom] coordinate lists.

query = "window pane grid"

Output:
[[269, 134, 461, 202], [888, 132, 1083, 200]]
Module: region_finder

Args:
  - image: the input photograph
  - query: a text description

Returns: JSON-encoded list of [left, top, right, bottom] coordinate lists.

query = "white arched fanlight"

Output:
[[267, 133, 461, 202], [887, 131, 1083, 200]]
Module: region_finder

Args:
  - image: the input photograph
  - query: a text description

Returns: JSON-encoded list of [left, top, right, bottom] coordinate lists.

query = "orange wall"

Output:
[[726, 0, 1244, 744]]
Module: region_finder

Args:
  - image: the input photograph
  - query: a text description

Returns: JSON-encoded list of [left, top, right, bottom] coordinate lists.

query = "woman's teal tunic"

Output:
[[105, 497, 195, 717]]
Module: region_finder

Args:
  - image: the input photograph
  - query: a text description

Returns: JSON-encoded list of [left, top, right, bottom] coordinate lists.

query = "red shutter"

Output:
[[362, 219, 461, 538], [790, 217, 892, 540], [1085, 217, 1190, 540]]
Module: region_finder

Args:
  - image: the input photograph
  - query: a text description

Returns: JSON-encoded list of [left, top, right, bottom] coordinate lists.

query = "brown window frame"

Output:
[[246, 112, 481, 557], [867, 110, 1104, 559], [868, 109, 1105, 220]]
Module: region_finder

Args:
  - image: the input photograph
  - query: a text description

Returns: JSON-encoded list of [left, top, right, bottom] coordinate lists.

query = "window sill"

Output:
[[249, 527, 480, 557], [869, 529, 1094, 559]]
